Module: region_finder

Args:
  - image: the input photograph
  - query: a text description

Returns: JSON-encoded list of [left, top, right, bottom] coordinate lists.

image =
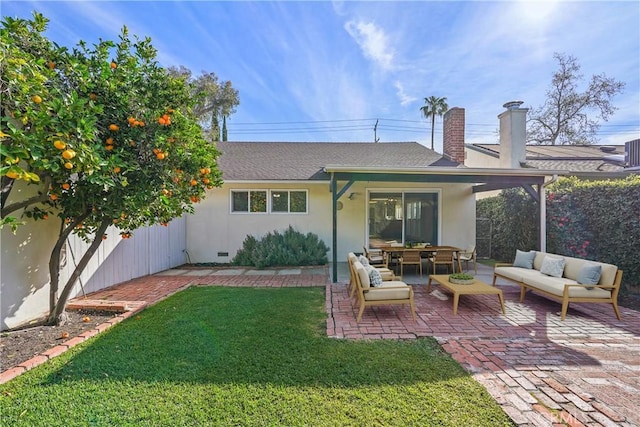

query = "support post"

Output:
[[331, 174, 338, 283]]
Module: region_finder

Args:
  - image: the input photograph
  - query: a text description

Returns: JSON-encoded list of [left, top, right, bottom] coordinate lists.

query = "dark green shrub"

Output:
[[231, 226, 329, 268], [476, 188, 537, 262]]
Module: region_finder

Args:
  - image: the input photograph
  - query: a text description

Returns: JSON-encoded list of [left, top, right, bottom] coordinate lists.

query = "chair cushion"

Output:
[[363, 283, 411, 301], [513, 250, 536, 269], [540, 255, 565, 278], [355, 262, 370, 289], [577, 263, 602, 289], [358, 255, 370, 266]]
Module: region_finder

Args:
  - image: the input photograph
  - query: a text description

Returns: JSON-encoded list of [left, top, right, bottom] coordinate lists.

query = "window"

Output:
[[272, 190, 307, 213], [231, 190, 267, 213], [232, 190, 307, 214], [368, 191, 439, 246]]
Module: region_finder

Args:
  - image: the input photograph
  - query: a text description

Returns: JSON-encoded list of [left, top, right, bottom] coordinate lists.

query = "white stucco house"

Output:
[[186, 104, 557, 281]]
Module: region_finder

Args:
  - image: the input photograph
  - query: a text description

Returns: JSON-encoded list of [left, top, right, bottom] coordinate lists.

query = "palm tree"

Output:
[[420, 96, 449, 150]]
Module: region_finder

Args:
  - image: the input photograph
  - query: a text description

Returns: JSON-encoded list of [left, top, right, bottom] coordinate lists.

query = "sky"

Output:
[[3, 1, 639, 153]]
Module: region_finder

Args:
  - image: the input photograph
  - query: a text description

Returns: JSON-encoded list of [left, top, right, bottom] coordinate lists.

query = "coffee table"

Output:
[[427, 274, 505, 315]]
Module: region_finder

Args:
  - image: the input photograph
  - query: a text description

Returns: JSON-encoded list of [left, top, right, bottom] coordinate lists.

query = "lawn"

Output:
[[0, 287, 514, 426]]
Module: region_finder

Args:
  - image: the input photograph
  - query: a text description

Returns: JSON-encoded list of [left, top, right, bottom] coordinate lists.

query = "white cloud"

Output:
[[344, 20, 394, 71], [394, 81, 417, 106]]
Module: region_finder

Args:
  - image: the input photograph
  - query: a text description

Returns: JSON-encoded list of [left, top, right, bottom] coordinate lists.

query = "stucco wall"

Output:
[[186, 181, 476, 265], [1, 180, 187, 330]]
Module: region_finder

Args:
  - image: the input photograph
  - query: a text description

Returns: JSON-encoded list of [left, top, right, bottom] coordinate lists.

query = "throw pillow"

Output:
[[577, 263, 602, 289], [365, 265, 383, 287], [513, 250, 536, 269], [540, 256, 565, 278], [358, 255, 370, 266]]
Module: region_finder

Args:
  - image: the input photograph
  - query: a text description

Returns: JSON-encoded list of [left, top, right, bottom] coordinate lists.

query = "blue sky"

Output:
[[3, 1, 639, 153]]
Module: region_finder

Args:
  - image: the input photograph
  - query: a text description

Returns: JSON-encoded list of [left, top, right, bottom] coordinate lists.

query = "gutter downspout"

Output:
[[540, 174, 558, 252]]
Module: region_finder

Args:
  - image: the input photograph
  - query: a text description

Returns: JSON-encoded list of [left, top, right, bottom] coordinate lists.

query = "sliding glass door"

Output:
[[368, 191, 439, 248]]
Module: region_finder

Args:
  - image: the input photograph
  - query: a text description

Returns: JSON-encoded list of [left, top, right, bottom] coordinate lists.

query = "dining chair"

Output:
[[429, 249, 455, 274], [363, 246, 388, 268], [457, 245, 477, 273], [400, 249, 423, 278]]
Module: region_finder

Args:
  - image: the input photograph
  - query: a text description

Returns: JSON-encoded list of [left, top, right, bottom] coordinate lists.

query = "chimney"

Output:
[[443, 107, 465, 164], [498, 101, 528, 168]]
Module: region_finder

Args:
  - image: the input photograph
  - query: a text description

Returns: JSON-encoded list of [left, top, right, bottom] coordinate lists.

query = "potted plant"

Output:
[[449, 272, 474, 285]]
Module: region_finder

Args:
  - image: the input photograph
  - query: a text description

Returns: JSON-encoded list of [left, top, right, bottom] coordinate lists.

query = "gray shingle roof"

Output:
[[468, 143, 626, 172], [216, 141, 449, 181]]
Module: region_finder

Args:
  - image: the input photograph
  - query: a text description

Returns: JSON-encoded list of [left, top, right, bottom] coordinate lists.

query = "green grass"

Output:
[[0, 287, 514, 426]]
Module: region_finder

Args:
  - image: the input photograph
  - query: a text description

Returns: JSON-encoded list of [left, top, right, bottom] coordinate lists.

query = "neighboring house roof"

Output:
[[466, 143, 626, 172], [216, 141, 456, 181]]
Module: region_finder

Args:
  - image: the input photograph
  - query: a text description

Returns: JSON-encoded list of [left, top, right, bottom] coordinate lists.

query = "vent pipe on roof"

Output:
[[499, 101, 528, 169]]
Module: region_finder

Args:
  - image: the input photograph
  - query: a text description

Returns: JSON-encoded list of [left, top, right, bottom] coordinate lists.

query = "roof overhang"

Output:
[[323, 165, 557, 192]]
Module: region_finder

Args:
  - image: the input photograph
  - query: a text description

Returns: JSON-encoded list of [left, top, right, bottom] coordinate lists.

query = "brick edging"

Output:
[[0, 307, 147, 385]]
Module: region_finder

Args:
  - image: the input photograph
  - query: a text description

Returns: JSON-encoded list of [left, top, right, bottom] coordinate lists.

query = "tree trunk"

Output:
[[430, 116, 436, 151], [47, 216, 107, 325]]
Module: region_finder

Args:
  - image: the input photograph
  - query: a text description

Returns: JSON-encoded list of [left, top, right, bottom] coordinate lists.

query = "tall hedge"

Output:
[[477, 175, 640, 293]]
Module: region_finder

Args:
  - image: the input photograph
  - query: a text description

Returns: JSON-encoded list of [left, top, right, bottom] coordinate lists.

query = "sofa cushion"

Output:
[[523, 275, 611, 299], [540, 255, 565, 278], [577, 263, 602, 288], [513, 250, 536, 269], [495, 266, 534, 283]]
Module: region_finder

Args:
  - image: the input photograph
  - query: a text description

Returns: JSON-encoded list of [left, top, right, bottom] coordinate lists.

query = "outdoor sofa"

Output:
[[493, 250, 623, 320]]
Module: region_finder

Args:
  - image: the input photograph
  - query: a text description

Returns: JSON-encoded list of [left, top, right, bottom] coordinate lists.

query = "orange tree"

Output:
[[1, 12, 222, 324]]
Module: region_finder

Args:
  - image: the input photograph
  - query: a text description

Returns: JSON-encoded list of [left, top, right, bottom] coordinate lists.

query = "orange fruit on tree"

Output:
[[200, 168, 207, 175], [89, 93, 97, 101], [110, 61, 117, 69], [49, 193, 58, 201], [127, 117, 136, 125], [105, 145, 114, 151], [203, 178, 210, 184], [62, 149, 76, 159], [62, 183, 71, 190], [106, 137, 114, 145], [64, 162, 73, 169], [113, 166, 121, 173], [54, 140, 66, 150], [129, 140, 136, 147], [156, 152, 165, 160], [47, 61, 55, 69], [190, 179, 198, 186], [108, 124, 119, 131], [31, 95, 42, 104], [190, 195, 200, 203]]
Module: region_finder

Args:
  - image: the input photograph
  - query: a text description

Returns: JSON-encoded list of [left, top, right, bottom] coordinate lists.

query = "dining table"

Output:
[[376, 245, 463, 273]]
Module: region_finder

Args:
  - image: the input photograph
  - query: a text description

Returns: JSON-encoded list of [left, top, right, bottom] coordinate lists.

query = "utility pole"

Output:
[[374, 119, 380, 142]]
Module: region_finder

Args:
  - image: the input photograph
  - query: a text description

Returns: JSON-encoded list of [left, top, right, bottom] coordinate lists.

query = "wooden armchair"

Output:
[[347, 252, 396, 298], [352, 260, 416, 322]]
